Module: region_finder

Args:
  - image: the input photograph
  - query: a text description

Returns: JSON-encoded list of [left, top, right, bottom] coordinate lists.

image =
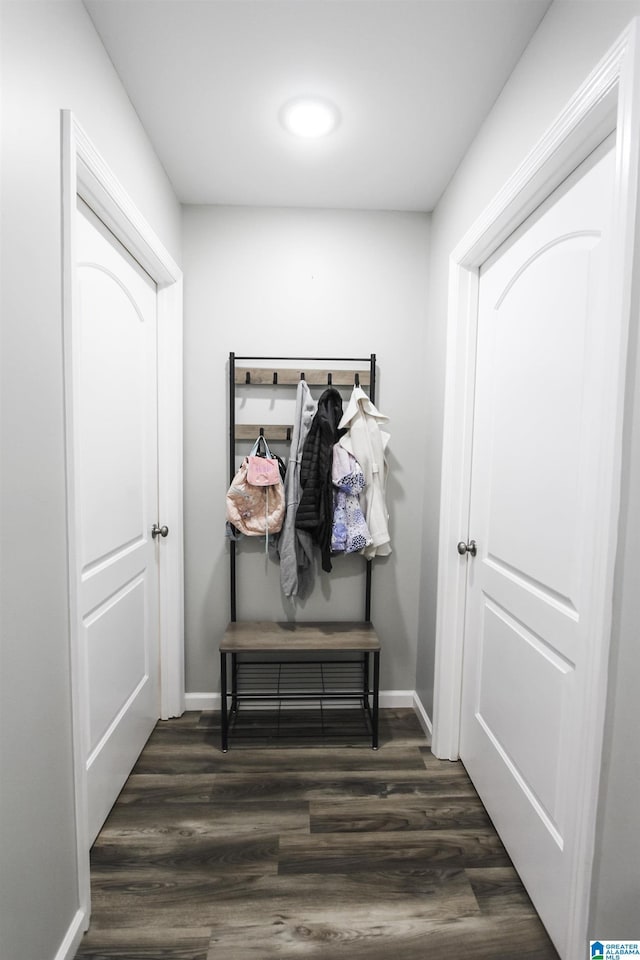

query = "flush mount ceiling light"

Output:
[[280, 97, 340, 139]]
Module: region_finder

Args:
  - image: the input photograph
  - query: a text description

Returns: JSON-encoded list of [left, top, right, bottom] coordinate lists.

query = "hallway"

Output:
[[75, 709, 558, 959]]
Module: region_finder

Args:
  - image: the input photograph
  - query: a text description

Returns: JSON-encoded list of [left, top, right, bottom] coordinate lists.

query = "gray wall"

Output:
[[414, 0, 640, 940], [0, 3, 181, 958], [182, 205, 430, 696]]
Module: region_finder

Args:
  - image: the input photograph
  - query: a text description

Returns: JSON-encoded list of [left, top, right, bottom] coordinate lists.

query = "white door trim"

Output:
[[61, 111, 184, 931], [432, 19, 640, 960]]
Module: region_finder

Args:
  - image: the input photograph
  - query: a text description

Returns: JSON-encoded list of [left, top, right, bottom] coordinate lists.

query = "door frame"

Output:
[[61, 111, 185, 930], [432, 19, 640, 959]]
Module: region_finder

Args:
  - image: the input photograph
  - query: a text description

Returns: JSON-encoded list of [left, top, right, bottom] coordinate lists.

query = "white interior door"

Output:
[[460, 140, 616, 956], [75, 198, 161, 845]]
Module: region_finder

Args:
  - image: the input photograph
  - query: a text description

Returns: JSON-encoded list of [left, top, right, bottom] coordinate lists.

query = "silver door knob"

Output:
[[152, 523, 169, 539], [457, 539, 477, 557]]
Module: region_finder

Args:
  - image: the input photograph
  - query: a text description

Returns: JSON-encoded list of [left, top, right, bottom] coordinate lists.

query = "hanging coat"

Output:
[[278, 380, 318, 598], [296, 387, 345, 572], [331, 445, 372, 555], [338, 385, 391, 558]]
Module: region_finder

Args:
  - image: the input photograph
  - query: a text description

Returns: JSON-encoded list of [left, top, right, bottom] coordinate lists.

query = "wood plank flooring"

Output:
[[75, 709, 559, 960]]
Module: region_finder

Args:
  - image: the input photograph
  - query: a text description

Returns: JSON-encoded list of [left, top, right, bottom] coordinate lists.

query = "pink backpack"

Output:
[[226, 436, 285, 538]]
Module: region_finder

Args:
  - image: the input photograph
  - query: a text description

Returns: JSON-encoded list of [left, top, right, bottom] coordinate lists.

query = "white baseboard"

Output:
[[380, 690, 415, 708], [185, 690, 417, 711], [53, 908, 86, 960], [184, 692, 220, 710], [413, 691, 433, 741]]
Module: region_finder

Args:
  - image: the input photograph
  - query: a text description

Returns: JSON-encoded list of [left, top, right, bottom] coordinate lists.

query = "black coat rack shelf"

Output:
[[220, 352, 381, 752]]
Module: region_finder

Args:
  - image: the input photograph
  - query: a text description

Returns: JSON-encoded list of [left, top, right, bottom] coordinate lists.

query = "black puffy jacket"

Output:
[[295, 387, 345, 572]]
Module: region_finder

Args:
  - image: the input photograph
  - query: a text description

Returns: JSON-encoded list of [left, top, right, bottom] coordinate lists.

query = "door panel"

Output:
[[78, 265, 147, 565], [75, 198, 160, 844], [483, 238, 596, 608], [476, 599, 571, 832], [461, 140, 615, 955], [85, 577, 147, 753]]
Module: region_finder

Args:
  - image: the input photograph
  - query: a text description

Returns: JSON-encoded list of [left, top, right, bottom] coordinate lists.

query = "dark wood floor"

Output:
[[75, 708, 559, 960]]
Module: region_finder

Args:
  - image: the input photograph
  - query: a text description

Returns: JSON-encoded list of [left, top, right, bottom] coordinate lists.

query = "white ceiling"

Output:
[[84, 0, 552, 212]]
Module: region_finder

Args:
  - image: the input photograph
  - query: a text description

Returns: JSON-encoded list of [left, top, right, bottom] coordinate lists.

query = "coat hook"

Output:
[[259, 426, 264, 437], [245, 371, 251, 384], [327, 372, 333, 385], [354, 373, 360, 387], [300, 371, 305, 381], [286, 427, 291, 441], [273, 371, 278, 384]]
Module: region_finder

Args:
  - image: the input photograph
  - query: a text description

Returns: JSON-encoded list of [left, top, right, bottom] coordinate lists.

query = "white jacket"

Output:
[[338, 386, 391, 558]]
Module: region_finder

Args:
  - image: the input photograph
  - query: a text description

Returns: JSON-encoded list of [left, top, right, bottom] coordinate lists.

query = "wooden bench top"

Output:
[[220, 620, 380, 652]]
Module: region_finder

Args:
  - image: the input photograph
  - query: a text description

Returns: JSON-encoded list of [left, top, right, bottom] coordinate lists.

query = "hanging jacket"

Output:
[[278, 380, 318, 598], [338, 385, 391, 558], [331, 445, 372, 555], [296, 387, 345, 572]]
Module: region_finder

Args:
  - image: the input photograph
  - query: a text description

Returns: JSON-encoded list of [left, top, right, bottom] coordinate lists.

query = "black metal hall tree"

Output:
[[220, 352, 381, 751]]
